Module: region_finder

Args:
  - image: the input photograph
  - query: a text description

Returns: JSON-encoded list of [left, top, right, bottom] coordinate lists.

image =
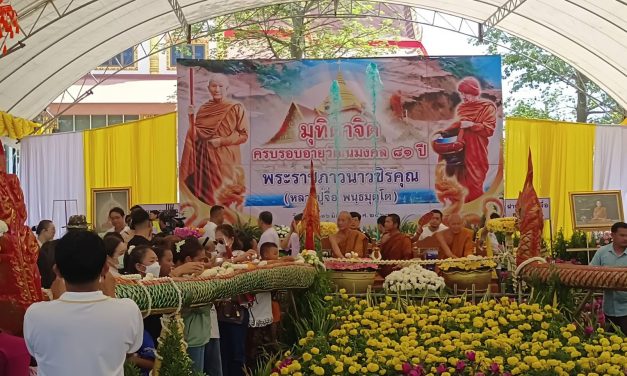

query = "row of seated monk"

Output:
[[326, 211, 478, 261]]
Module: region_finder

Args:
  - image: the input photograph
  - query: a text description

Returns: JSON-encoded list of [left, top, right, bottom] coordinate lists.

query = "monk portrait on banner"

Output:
[[181, 73, 249, 207], [436, 77, 497, 203]]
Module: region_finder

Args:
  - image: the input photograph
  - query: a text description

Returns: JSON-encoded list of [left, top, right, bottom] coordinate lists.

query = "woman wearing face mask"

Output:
[[172, 237, 212, 373], [124, 245, 161, 277], [216, 224, 256, 263], [103, 232, 127, 277]]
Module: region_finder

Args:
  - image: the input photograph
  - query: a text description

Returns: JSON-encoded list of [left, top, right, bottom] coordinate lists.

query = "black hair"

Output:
[[33, 220, 53, 235], [55, 231, 106, 284], [430, 209, 444, 218], [216, 224, 244, 250], [124, 244, 154, 274], [387, 214, 401, 228], [172, 236, 204, 264], [259, 211, 273, 225], [294, 213, 303, 221], [130, 205, 144, 212], [260, 242, 278, 258], [103, 232, 124, 258], [611, 222, 627, 233], [129, 209, 150, 230], [489, 212, 501, 220], [210, 205, 225, 219], [377, 215, 387, 226], [350, 212, 362, 221], [109, 207, 125, 218], [153, 245, 172, 262]]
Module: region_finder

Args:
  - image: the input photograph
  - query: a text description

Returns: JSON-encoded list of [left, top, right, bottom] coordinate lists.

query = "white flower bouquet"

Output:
[[275, 225, 290, 239], [296, 249, 325, 269], [383, 264, 445, 292]]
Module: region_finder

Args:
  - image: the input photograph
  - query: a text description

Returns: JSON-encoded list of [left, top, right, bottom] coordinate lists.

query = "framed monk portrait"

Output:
[[569, 190, 624, 231]]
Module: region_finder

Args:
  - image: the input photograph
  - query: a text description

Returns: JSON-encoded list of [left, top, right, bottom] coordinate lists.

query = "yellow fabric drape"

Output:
[[0, 111, 40, 139], [83, 113, 177, 222], [504, 118, 595, 238]]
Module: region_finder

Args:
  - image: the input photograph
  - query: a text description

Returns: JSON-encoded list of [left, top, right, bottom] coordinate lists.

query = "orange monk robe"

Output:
[[440, 228, 475, 259], [379, 232, 413, 277], [336, 229, 367, 257], [443, 99, 496, 202], [180, 100, 249, 206]]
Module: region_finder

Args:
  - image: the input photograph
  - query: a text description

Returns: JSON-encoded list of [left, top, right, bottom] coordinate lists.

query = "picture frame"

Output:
[[92, 187, 132, 233], [569, 190, 624, 231]]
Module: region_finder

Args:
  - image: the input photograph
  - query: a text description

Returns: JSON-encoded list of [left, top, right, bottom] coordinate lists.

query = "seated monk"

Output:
[[329, 211, 366, 258], [379, 214, 413, 277], [435, 214, 475, 259]]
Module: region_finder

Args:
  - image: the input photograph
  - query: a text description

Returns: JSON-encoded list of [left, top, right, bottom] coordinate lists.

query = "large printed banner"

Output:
[[177, 57, 503, 226]]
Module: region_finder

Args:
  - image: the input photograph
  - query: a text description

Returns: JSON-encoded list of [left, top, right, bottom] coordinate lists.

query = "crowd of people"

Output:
[[16, 205, 298, 376], [4, 205, 626, 376]]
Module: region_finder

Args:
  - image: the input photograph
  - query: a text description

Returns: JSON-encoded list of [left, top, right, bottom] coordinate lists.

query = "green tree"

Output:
[[474, 29, 625, 124], [210, 1, 403, 60]]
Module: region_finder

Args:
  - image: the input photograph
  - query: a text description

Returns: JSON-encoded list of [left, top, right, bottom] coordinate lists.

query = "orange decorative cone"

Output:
[[515, 150, 544, 265], [302, 160, 320, 250]]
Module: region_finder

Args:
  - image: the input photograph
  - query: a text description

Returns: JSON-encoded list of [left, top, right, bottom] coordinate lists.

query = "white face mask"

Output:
[[215, 243, 226, 255], [144, 262, 161, 276], [117, 255, 125, 270]]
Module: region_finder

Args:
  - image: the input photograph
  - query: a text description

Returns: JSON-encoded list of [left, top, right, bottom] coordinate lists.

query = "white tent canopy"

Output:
[[1, 0, 626, 119]]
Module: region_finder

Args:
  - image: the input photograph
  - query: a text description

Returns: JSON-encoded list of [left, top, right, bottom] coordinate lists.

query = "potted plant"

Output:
[[324, 258, 378, 294], [439, 255, 497, 292]]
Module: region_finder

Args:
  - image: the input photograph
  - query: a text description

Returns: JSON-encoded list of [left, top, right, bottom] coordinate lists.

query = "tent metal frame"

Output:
[[5, 0, 623, 127]]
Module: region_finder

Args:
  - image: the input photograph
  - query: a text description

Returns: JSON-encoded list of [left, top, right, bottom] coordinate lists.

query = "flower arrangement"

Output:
[[297, 249, 325, 269], [439, 255, 497, 271], [591, 230, 612, 248], [271, 295, 627, 376], [486, 217, 517, 233], [324, 259, 379, 271], [200, 265, 234, 278], [383, 264, 445, 292], [0, 219, 7, 237], [173, 227, 205, 238], [319, 222, 338, 237], [275, 225, 290, 239]]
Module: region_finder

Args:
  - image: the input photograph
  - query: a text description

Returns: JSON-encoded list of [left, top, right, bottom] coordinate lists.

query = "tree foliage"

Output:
[[474, 29, 625, 124], [210, 1, 403, 60]]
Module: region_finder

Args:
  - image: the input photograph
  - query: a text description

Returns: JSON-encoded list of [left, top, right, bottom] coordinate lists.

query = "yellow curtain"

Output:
[[83, 113, 177, 222], [504, 118, 595, 238]]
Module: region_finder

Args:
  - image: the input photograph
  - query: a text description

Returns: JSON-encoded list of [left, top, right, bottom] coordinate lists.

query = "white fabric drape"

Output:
[[593, 125, 627, 218], [20, 132, 85, 235]]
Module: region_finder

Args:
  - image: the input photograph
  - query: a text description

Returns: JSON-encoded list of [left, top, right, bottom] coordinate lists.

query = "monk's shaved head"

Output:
[[209, 73, 230, 87], [448, 214, 462, 224], [337, 211, 351, 230], [448, 214, 463, 234]]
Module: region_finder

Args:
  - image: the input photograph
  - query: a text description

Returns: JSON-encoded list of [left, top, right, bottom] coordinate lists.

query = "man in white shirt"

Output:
[[412, 209, 448, 241], [106, 207, 132, 241], [257, 211, 280, 251], [202, 205, 224, 245], [24, 231, 144, 376]]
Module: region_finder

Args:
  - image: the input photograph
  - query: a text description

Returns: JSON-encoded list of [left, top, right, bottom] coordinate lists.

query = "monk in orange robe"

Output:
[[181, 73, 249, 206], [435, 214, 475, 259], [437, 77, 497, 202], [379, 214, 413, 277], [330, 212, 366, 258]]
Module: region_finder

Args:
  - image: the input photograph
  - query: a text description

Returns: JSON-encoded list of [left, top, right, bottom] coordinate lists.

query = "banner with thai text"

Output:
[[177, 57, 503, 227]]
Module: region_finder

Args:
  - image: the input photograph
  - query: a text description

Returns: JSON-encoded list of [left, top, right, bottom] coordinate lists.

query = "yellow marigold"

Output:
[[313, 366, 325, 375], [303, 353, 312, 362], [367, 363, 379, 372]]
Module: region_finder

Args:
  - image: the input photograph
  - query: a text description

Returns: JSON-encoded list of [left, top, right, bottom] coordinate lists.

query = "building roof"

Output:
[[1, 0, 625, 119]]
